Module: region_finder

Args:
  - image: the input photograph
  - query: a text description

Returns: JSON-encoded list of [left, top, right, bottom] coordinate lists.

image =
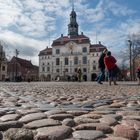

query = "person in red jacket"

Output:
[[104, 51, 118, 85]]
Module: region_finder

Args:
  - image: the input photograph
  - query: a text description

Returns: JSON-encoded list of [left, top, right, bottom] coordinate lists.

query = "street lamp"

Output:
[[128, 40, 132, 81]]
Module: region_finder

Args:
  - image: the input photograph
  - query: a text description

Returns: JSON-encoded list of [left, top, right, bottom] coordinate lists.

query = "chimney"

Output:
[[81, 32, 83, 35], [99, 41, 101, 45], [61, 34, 63, 37]]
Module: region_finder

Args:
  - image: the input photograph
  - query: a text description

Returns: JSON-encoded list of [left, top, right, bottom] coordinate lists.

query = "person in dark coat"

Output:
[[136, 65, 140, 85], [77, 68, 82, 82], [96, 49, 107, 84]]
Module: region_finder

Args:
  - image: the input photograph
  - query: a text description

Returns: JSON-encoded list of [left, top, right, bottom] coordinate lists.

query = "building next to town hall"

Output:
[[7, 56, 39, 82], [0, 44, 8, 81], [39, 7, 106, 81]]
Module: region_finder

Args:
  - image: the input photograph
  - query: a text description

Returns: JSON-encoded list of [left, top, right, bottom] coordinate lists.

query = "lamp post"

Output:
[[0, 46, 2, 81], [15, 49, 19, 82], [128, 40, 132, 81]]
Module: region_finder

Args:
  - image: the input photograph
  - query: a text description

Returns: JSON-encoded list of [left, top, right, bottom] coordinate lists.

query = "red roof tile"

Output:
[[11, 56, 38, 69], [52, 34, 90, 46], [39, 47, 52, 56], [90, 44, 106, 52]]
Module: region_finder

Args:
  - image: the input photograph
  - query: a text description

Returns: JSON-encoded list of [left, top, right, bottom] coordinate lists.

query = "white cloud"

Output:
[[0, 0, 21, 26], [119, 19, 140, 34], [107, 1, 135, 16], [22, 0, 44, 11], [84, 1, 105, 23], [0, 0, 139, 66], [0, 30, 48, 64]]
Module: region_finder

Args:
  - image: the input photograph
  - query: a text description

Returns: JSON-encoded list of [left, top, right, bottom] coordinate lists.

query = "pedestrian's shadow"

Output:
[[121, 83, 140, 86]]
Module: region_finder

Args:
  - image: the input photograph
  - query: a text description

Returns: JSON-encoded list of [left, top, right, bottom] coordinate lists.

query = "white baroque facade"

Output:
[[39, 9, 106, 81]]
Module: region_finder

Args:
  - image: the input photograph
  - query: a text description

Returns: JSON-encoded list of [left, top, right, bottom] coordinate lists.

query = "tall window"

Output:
[[83, 47, 87, 53], [65, 68, 68, 72], [83, 68, 87, 72], [56, 69, 59, 73], [2, 66, 5, 71], [83, 56, 87, 64], [75, 68, 78, 72], [93, 66, 96, 70], [74, 57, 78, 65], [42, 67, 45, 72], [47, 67, 50, 72], [65, 58, 69, 65], [56, 58, 60, 65], [56, 49, 60, 54]]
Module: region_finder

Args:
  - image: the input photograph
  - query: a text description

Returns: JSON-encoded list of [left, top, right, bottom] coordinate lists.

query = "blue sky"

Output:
[[0, 0, 140, 65]]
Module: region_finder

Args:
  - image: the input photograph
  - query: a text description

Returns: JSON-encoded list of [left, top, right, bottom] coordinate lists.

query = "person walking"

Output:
[[136, 65, 140, 85], [77, 68, 82, 82], [104, 51, 118, 85], [96, 49, 108, 84]]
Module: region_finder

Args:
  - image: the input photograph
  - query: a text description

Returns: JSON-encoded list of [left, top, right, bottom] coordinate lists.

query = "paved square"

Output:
[[0, 82, 140, 139]]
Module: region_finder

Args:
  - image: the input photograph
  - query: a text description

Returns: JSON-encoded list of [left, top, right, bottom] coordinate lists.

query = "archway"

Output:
[[91, 73, 97, 81], [47, 74, 51, 81], [55, 75, 60, 81], [83, 75, 87, 81]]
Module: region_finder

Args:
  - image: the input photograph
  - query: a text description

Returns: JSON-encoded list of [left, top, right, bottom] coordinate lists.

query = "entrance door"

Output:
[[91, 73, 97, 81], [83, 75, 87, 81]]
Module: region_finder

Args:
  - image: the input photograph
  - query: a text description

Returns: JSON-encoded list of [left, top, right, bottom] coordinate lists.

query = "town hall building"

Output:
[[39, 8, 106, 81]]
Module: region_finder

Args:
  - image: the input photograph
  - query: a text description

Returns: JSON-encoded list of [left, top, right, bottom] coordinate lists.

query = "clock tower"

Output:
[[68, 6, 79, 37]]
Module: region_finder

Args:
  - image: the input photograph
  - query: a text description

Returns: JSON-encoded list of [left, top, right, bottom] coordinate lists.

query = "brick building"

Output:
[[7, 56, 39, 81]]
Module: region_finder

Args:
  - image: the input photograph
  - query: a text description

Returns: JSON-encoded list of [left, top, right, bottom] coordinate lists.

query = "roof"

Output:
[[90, 44, 106, 52], [39, 43, 106, 56], [38, 47, 52, 56], [11, 56, 38, 69], [33, 65, 39, 70], [52, 34, 90, 46]]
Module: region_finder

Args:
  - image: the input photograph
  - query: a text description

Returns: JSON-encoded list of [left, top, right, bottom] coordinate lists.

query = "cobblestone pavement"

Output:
[[0, 82, 140, 140]]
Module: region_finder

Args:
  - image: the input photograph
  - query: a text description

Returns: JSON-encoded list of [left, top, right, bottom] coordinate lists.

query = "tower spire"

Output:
[[68, 0, 78, 37], [72, 0, 74, 11]]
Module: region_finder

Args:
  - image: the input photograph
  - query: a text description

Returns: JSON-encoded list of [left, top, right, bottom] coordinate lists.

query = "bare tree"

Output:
[[128, 33, 140, 80], [118, 48, 129, 80]]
